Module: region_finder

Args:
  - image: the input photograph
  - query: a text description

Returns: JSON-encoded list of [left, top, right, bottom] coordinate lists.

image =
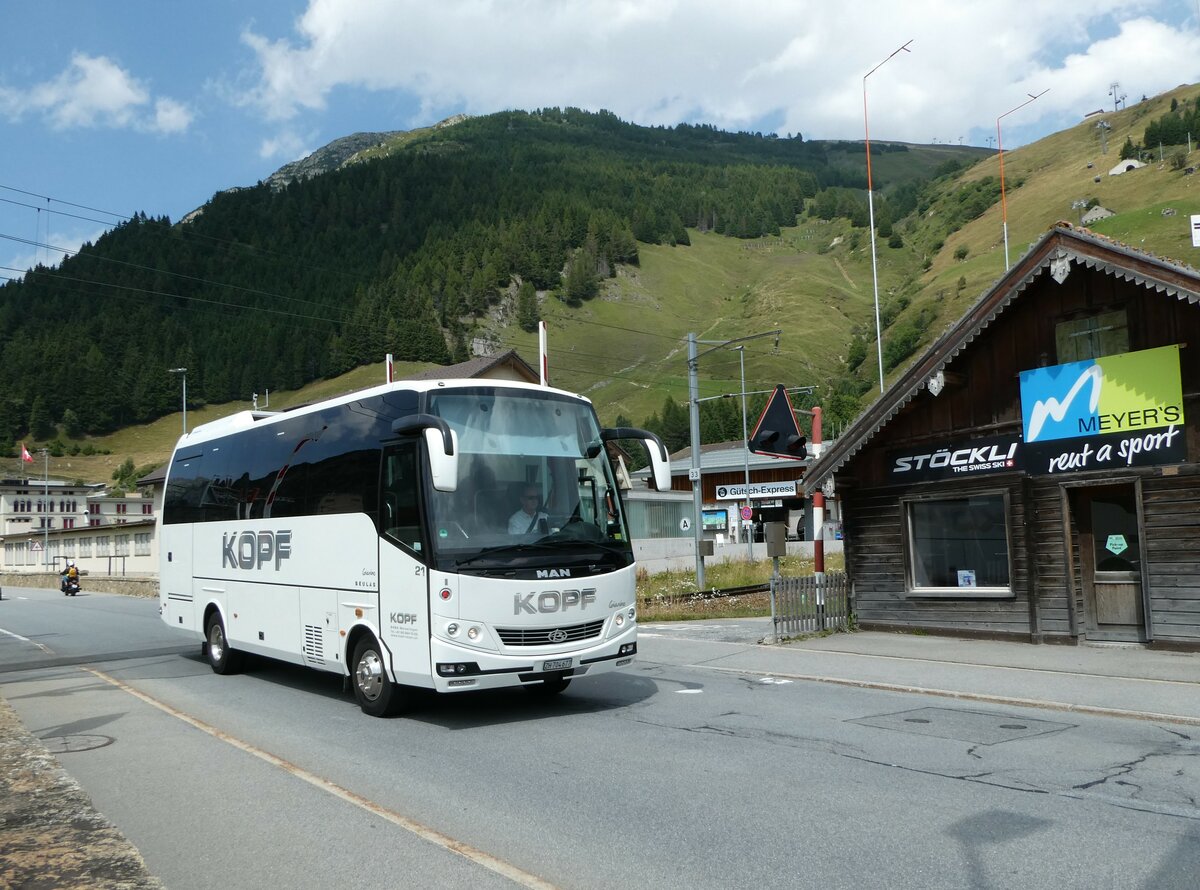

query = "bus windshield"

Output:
[[424, 389, 633, 574]]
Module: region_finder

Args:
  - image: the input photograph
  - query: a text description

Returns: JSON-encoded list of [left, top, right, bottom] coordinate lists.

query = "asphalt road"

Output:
[[2, 587, 1199, 889]]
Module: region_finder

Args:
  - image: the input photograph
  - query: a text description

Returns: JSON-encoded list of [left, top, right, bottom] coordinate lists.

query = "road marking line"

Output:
[[84, 667, 558, 890], [0, 626, 53, 654]]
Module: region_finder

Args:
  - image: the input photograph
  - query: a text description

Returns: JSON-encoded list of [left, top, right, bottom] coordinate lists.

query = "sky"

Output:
[[2, 0, 1199, 278]]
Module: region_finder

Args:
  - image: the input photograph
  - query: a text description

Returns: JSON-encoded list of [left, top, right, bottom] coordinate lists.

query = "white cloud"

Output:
[[239, 0, 1200, 145], [152, 97, 194, 134], [0, 53, 193, 134], [259, 128, 315, 161]]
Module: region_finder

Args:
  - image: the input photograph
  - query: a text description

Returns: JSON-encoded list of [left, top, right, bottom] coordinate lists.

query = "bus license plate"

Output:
[[542, 658, 572, 671]]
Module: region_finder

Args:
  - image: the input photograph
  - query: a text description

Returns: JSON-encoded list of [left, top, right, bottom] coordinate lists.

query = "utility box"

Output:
[[765, 522, 787, 557], [700, 539, 714, 557]]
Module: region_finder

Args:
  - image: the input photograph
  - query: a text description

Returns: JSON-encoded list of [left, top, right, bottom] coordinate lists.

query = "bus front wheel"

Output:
[[205, 613, 244, 675], [352, 637, 406, 717]]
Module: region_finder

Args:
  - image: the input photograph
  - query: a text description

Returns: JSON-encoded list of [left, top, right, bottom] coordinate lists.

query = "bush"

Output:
[[954, 245, 969, 261]]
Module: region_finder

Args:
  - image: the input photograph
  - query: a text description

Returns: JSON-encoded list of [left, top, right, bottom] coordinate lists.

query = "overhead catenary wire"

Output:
[[0, 183, 376, 286]]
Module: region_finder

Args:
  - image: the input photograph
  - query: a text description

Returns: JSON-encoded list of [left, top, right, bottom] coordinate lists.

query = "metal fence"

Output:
[[771, 572, 849, 637]]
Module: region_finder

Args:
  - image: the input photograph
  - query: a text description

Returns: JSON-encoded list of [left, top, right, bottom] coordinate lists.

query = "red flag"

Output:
[[20, 443, 33, 463]]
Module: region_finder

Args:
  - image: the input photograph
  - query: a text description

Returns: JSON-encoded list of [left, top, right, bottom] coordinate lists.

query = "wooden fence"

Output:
[[772, 572, 849, 637]]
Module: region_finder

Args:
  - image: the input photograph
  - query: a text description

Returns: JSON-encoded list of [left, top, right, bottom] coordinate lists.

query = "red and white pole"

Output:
[[538, 321, 549, 387], [810, 406, 824, 575]]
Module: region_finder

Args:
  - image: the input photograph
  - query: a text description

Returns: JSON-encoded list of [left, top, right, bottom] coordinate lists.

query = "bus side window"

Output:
[[382, 443, 422, 553]]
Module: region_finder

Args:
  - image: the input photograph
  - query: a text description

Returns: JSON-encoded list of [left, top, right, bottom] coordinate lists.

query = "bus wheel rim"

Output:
[[209, 625, 225, 662], [356, 650, 384, 701]]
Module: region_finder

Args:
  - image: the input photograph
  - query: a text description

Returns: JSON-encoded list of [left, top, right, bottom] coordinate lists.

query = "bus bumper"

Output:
[[427, 626, 637, 693]]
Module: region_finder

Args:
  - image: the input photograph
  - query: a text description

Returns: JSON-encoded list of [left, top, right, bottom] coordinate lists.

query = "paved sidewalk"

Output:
[[639, 620, 1200, 725]]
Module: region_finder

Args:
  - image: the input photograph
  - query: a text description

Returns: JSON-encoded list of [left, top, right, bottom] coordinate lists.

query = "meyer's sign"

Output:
[[1019, 344, 1186, 474], [888, 434, 1022, 482], [715, 481, 797, 500]]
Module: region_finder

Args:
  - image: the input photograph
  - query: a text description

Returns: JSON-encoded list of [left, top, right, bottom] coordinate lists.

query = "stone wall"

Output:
[[0, 574, 157, 598]]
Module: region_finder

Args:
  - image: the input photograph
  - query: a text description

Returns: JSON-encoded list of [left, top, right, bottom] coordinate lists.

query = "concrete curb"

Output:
[[0, 697, 163, 889]]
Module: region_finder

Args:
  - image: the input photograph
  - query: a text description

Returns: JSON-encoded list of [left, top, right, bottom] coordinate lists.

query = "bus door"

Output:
[[160, 521, 196, 632], [377, 441, 435, 686]]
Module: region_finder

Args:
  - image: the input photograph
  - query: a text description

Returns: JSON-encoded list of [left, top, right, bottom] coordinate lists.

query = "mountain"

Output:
[[6, 86, 1198, 485]]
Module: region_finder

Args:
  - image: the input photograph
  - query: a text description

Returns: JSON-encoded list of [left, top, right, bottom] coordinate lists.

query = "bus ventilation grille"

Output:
[[496, 619, 605, 647], [303, 625, 325, 664]]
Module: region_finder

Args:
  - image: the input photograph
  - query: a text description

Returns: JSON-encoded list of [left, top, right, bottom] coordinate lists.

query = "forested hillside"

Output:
[[0, 107, 984, 456]]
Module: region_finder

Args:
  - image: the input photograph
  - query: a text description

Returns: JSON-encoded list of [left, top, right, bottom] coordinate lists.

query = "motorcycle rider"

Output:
[[60, 560, 79, 593]]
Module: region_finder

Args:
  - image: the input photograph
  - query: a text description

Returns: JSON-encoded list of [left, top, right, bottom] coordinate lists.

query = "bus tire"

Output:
[[205, 613, 244, 675], [352, 637, 405, 717], [526, 675, 571, 696]]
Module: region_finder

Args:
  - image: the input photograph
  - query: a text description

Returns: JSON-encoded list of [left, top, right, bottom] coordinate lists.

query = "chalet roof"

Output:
[[802, 222, 1200, 495], [403, 349, 539, 383]]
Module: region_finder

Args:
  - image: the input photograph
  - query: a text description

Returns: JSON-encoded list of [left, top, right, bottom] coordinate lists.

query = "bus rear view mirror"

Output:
[[391, 414, 460, 492], [601, 427, 671, 492], [424, 427, 459, 492]]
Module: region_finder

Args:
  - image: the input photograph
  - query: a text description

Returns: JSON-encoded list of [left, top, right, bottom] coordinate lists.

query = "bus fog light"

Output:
[[447, 623, 459, 636], [467, 626, 479, 640]]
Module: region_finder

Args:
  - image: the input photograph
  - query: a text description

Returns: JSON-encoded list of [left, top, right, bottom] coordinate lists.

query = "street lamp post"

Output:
[[863, 39, 912, 394], [168, 368, 188, 434], [736, 346, 753, 560], [997, 90, 1048, 270], [40, 448, 48, 570]]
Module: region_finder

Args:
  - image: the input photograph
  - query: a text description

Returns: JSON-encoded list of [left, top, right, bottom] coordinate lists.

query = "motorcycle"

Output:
[[61, 576, 80, 597]]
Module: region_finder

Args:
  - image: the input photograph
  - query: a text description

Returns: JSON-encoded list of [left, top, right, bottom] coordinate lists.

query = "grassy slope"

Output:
[[496, 217, 919, 426], [915, 84, 1200, 339]]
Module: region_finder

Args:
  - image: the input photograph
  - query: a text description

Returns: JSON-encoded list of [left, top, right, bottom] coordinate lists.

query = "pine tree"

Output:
[[28, 395, 52, 441], [516, 280, 539, 332]]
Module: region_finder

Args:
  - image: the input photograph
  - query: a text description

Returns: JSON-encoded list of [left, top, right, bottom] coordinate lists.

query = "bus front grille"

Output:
[[496, 619, 605, 647]]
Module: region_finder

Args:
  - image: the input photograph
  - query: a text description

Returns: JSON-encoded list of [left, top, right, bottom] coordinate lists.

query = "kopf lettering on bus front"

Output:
[[221, 530, 292, 570], [514, 589, 597, 615]]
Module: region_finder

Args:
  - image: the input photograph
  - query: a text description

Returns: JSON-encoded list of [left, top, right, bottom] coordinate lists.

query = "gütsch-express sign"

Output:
[[715, 481, 798, 500], [1019, 344, 1186, 474]]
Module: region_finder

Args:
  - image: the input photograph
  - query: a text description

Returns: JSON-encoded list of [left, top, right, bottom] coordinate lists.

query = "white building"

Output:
[[0, 476, 159, 577], [1108, 159, 1146, 176]]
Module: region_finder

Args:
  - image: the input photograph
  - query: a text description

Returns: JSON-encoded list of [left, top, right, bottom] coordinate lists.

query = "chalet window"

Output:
[[904, 492, 1012, 598], [1055, 308, 1129, 362]]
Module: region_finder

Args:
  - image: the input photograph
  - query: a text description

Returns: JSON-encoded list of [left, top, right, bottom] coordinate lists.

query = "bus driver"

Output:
[[508, 486, 548, 535]]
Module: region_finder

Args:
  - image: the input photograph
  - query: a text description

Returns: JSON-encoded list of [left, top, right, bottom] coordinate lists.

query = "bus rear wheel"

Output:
[[352, 637, 406, 717], [205, 613, 244, 675]]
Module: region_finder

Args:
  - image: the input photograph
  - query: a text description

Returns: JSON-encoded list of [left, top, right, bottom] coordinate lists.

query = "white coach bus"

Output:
[[159, 379, 669, 716]]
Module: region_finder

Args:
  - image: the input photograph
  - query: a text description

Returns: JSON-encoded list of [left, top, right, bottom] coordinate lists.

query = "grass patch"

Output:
[[636, 553, 845, 621]]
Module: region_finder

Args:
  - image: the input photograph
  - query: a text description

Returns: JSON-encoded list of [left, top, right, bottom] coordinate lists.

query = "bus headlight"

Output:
[[440, 619, 497, 651], [614, 612, 625, 628]]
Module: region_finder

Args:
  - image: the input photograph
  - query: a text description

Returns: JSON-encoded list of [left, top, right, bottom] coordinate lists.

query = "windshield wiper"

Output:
[[453, 542, 559, 568]]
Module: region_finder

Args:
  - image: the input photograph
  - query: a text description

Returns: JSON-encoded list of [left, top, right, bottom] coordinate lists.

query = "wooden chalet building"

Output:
[[804, 223, 1200, 648]]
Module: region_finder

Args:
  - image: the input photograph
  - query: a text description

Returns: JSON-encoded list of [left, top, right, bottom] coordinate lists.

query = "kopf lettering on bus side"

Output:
[[221, 530, 292, 570]]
